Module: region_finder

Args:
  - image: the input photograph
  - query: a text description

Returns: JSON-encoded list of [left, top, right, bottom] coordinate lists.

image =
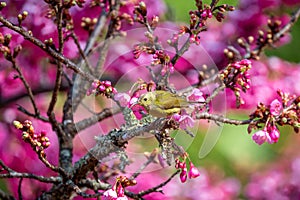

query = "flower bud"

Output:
[[0, 2, 7, 10], [13, 120, 23, 129], [13, 45, 22, 58], [188, 162, 200, 179], [22, 132, 30, 140], [4, 34, 12, 46], [180, 167, 187, 183], [138, 2, 147, 16]]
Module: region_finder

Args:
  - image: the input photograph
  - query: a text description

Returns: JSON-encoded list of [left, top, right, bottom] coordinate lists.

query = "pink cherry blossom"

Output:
[[187, 88, 205, 102], [114, 93, 131, 107], [103, 189, 128, 200], [188, 162, 200, 179], [172, 113, 195, 129], [180, 167, 188, 183], [179, 114, 195, 129], [266, 125, 280, 144], [252, 129, 268, 145], [103, 189, 118, 200], [270, 99, 283, 116]]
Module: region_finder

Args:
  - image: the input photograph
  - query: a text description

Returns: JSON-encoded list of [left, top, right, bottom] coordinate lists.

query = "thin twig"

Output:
[[126, 170, 180, 199], [210, 0, 220, 9], [70, 32, 93, 74], [197, 112, 254, 125], [245, 7, 300, 58], [11, 61, 40, 117], [78, 178, 110, 191], [205, 83, 225, 104], [17, 178, 23, 200], [83, 10, 108, 56], [17, 105, 49, 122], [47, 3, 64, 120], [75, 107, 120, 132], [171, 37, 190, 66], [66, 180, 105, 198], [0, 173, 62, 183], [0, 161, 62, 183], [130, 151, 157, 179]]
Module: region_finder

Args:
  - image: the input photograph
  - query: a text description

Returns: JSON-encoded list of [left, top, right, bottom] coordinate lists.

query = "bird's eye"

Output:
[[143, 98, 147, 101]]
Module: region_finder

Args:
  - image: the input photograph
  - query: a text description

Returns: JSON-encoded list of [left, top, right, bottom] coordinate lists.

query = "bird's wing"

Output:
[[154, 91, 188, 109]]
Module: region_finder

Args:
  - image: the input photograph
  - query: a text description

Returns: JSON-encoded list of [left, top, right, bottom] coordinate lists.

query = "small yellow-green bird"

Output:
[[138, 90, 190, 117]]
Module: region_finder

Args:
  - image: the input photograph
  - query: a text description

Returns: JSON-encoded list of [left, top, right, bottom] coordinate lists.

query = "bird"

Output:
[[138, 90, 190, 117]]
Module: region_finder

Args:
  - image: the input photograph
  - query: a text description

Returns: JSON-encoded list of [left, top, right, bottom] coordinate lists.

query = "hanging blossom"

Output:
[[175, 158, 200, 183], [252, 123, 280, 145], [252, 129, 269, 145], [103, 176, 136, 200], [188, 162, 201, 179], [249, 92, 299, 145]]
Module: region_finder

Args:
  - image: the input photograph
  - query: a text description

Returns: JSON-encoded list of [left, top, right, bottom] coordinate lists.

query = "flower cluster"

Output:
[[87, 80, 117, 98], [131, 2, 176, 76], [133, 2, 159, 30], [133, 34, 174, 76], [249, 90, 300, 145], [133, 43, 173, 76], [175, 158, 200, 183], [252, 124, 280, 145], [103, 176, 136, 200], [153, 50, 174, 76], [169, 2, 234, 46], [13, 120, 50, 157], [220, 59, 252, 107], [80, 17, 98, 33], [187, 88, 205, 103], [0, 33, 22, 61]]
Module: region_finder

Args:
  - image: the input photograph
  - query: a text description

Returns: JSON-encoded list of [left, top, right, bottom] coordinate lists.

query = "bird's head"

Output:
[[138, 92, 155, 108]]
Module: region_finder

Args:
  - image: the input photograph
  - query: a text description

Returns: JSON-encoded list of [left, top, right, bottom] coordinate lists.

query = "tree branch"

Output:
[[197, 112, 254, 125], [0, 161, 62, 183], [75, 107, 120, 132], [11, 60, 40, 117], [245, 7, 300, 58]]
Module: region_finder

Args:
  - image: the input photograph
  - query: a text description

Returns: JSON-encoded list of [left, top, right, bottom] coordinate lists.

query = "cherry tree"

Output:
[[1, 0, 300, 199]]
